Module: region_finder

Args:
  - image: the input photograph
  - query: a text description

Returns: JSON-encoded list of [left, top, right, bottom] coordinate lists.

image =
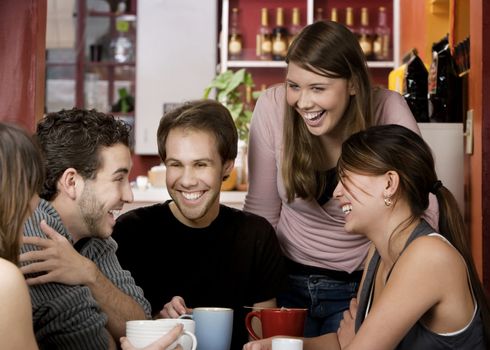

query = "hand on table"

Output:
[[159, 296, 192, 318], [120, 324, 184, 350], [243, 337, 272, 350], [20, 220, 96, 286], [337, 298, 358, 349]]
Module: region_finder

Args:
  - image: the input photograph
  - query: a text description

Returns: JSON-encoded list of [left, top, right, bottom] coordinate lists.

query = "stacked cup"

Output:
[[126, 319, 197, 350]]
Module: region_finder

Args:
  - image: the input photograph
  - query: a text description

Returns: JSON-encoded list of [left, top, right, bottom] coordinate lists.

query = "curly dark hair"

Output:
[[35, 108, 131, 200]]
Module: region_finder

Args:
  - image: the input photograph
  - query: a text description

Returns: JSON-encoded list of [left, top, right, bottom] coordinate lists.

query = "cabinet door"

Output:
[[135, 0, 217, 154]]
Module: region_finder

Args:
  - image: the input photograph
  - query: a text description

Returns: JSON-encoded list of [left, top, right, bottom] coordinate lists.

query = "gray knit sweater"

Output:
[[21, 199, 151, 349]]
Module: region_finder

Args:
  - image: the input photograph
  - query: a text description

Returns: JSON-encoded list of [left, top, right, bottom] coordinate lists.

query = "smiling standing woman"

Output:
[[243, 20, 438, 337]]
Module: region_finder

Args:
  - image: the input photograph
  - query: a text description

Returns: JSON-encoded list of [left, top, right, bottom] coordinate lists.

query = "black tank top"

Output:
[[355, 220, 486, 349]]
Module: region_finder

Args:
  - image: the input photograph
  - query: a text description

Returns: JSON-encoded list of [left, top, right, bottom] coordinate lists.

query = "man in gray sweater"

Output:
[[20, 108, 151, 350]]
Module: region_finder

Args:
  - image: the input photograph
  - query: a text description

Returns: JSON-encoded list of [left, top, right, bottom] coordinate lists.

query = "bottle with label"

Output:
[[288, 8, 302, 47], [373, 7, 391, 61], [228, 7, 243, 60], [109, 19, 134, 63], [315, 7, 324, 22], [330, 8, 338, 22], [358, 7, 374, 60], [428, 36, 462, 122], [272, 7, 288, 61], [256, 8, 272, 60], [345, 7, 356, 34]]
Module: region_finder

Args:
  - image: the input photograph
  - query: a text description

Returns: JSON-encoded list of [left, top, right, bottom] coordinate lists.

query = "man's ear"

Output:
[[222, 159, 234, 181], [57, 168, 81, 200]]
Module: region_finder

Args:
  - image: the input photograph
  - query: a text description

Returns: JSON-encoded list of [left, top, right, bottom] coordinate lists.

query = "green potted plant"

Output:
[[204, 68, 261, 191], [203, 68, 256, 142]]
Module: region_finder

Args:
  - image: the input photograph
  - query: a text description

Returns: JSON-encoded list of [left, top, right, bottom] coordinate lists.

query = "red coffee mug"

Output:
[[245, 308, 307, 340]]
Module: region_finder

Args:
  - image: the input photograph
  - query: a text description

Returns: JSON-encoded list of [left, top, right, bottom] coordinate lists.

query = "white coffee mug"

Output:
[[126, 319, 197, 350], [156, 318, 195, 333], [272, 337, 303, 350]]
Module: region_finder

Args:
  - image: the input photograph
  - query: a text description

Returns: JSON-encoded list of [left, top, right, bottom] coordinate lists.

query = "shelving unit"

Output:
[[219, 0, 400, 79], [45, 0, 137, 114]]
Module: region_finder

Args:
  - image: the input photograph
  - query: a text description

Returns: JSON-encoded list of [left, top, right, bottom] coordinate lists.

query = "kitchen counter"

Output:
[[121, 187, 247, 214]]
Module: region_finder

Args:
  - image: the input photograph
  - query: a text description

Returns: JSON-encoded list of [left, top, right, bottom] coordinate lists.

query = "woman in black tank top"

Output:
[[244, 125, 489, 350]]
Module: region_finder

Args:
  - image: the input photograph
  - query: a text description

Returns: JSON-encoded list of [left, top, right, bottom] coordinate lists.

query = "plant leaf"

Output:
[[223, 69, 246, 95]]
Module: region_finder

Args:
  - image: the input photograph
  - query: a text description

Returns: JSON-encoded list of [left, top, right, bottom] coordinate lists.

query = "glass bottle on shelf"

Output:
[[288, 8, 302, 47], [256, 8, 272, 60], [272, 7, 288, 61], [315, 8, 324, 22], [358, 7, 374, 60], [109, 19, 134, 63], [85, 72, 101, 110], [345, 7, 356, 34], [330, 8, 338, 22], [373, 6, 391, 61], [116, 0, 127, 14], [228, 7, 243, 60]]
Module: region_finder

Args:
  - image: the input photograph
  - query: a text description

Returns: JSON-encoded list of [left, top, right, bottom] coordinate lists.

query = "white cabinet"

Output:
[[219, 0, 400, 73], [121, 188, 246, 214], [419, 123, 464, 213], [134, 0, 218, 155]]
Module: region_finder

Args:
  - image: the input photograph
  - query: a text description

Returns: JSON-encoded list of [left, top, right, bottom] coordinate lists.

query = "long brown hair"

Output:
[[283, 20, 373, 202], [337, 124, 490, 345], [0, 123, 44, 264]]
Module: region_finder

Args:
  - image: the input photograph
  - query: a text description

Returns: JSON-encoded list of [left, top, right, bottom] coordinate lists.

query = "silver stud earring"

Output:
[[384, 196, 392, 207]]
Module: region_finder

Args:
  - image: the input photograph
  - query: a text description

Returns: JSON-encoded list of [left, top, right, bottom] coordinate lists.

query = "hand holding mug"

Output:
[[243, 336, 303, 350], [159, 296, 192, 318], [121, 324, 184, 350], [243, 337, 273, 350], [126, 320, 196, 350]]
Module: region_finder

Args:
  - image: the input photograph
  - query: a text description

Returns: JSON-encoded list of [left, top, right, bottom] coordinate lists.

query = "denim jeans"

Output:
[[277, 273, 360, 337]]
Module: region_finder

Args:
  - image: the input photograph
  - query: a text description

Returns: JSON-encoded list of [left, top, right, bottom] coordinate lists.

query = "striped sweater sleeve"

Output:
[[22, 200, 111, 349], [80, 237, 152, 318]]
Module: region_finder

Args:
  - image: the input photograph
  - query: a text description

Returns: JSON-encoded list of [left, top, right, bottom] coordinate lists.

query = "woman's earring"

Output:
[[384, 196, 392, 207]]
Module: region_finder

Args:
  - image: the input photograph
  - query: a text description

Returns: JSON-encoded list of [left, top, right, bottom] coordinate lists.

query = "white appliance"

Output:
[[135, 0, 218, 154]]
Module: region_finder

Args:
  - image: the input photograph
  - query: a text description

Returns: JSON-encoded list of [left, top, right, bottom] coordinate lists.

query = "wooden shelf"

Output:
[[88, 10, 136, 19], [227, 60, 287, 68], [367, 61, 396, 68], [46, 62, 76, 66], [225, 60, 395, 69], [86, 61, 136, 67], [47, 61, 135, 67]]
